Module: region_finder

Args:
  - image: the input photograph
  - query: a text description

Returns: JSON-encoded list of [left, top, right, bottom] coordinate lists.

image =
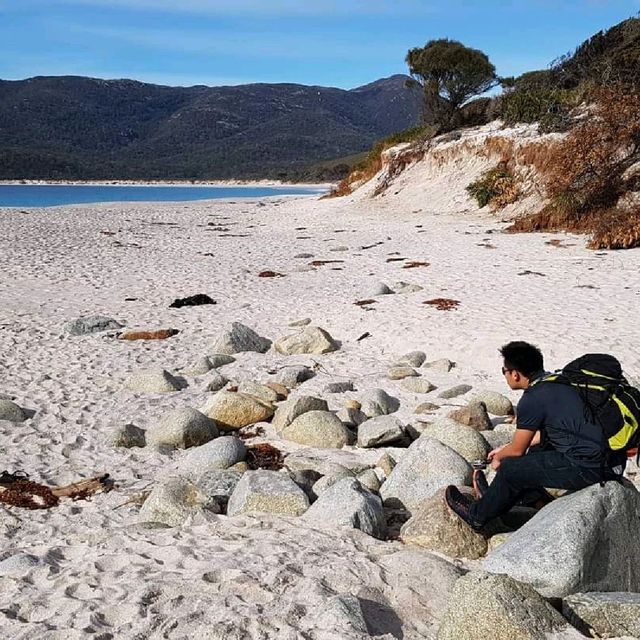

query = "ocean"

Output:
[[0, 184, 326, 208]]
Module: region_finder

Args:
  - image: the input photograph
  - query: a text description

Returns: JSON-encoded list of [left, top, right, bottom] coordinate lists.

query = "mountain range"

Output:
[[0, 74, 423, 181]]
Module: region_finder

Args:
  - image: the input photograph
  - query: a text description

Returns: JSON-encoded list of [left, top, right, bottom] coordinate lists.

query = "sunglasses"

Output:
[[501, 367, 513, 375]]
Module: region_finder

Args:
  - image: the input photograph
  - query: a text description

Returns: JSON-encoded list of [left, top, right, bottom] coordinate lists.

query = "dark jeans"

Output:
[[469, 449, 608, 527]]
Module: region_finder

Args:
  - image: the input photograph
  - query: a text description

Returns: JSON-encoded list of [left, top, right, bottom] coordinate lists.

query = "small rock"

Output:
[[227, 470, 309, 517], [359, 388, 400, 418], [394, 351, 427, 368], [392, 281, 424, 294], [0, 553, 40, 577], [65, 315, 123, 336], [479, 429, 515, 449], [272, 396, 328, 433], [357, 469, 381, 493], [380, 436, 472, 510], [438, 384, 472, 399], [282, 410, 351, 449], [288, 317, 312, 327], [336, 406, 367, 428], [274, 326, 339, 355], [0, 399, 27, 422], [147, 407, 218, 449], [376, 452, 396, 477], [406, 421, 430, 439], [324, 381, 355, 393], [294, 253, 314, 259], [112, 423, 146, 448], [400, 488, 487, 559], [202, 370, 229, 392], [562, 592, 640, 638], [284, 451, 370, 477], [263, 381, 288, 400], [312, 468, 355, 496], [200, 391, 274, 431], [415, 402, 439, 414], [372, 282, 393, 295], [237, 381, 279, 403], [470, 390, 514, 416], [138, 477, 209, 527], [192, 469, 244, 510], [304, 478, 386, 539], [402, 378, 436, 393], [185, 355, 215, 376], [272, 365, 315, 388], [207, 354, 236, 368], [169, 294, 215, 308], [425, 418, 490, 463], [344, 399, 361, 410], [126, 369, 182, 393], [423, 358, 455, 373], [387, 366, 419, 380], [438, 571, 574, 640], [448, 401, 492, 431], [210, 322, 271, 355], [357, 415, 406, 448], [289, 468, 322, 500], [177, 436, 248, 479]]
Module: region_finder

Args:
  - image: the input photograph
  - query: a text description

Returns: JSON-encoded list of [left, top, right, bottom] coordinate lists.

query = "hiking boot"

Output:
[[444, 486, 483, 532], [472, 469, 489, 499], [516, 488, 556, 509]]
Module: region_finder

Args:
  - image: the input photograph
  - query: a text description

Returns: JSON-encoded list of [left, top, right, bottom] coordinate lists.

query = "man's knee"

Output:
[[499, 457, 519, 478]]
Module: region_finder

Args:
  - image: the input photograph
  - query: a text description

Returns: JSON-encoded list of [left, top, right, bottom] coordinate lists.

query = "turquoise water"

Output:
[[0, 184, 325, 208]]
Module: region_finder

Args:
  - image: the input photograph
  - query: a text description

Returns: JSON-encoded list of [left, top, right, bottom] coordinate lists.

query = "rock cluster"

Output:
[[112, 323, 640, 638]]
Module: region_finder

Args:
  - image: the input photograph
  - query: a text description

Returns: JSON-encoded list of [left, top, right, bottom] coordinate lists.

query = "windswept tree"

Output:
[[406, 39, 497, 128]]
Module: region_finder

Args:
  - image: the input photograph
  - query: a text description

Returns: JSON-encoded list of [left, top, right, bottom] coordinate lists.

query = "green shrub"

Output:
[[466, 163, 518, 208], [499, 88, 578, 129]]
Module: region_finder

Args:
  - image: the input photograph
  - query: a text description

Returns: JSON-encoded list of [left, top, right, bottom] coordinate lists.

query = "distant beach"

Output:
[[0, 182, 329, 208]]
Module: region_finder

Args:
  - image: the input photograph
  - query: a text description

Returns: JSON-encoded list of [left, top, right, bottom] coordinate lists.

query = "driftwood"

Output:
[[0, 473, 112, 510]]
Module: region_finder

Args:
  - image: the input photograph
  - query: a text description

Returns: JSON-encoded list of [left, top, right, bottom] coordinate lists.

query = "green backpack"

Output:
[[542, 353, 640, 455]]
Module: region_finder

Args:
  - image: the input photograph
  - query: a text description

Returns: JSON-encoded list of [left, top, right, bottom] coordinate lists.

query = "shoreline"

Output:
[[0, 178, 335, 189]]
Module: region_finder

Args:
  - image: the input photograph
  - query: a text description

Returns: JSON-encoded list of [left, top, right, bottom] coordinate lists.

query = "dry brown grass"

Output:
[[324, 164, 382, 198], [509, 85, 640, 249]]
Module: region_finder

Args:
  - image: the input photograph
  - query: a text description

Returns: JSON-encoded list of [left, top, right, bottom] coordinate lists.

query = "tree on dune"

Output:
[[406, 39, 497, 129]]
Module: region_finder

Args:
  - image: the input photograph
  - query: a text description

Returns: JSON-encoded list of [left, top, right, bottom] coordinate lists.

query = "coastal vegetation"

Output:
[[465, 163, 518, 210], [405, 39, 498, 129], [332, 15, 640, 250], [326, 125, 436, 198], [509, 85, 640, 249]]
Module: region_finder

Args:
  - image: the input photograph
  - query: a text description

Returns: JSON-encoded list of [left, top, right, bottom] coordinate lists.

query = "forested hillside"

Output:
[[0, 75, 422, 181]]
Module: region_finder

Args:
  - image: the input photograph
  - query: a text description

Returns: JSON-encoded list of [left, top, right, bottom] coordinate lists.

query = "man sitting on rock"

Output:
[[445, 340, 625, 531]]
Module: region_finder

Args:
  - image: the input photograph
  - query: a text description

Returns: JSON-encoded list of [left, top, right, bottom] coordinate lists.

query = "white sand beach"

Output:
[[1, 170, 639, 638]]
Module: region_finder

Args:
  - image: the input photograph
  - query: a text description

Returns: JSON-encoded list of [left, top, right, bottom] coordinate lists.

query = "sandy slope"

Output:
[[0, 186, 639, 638]]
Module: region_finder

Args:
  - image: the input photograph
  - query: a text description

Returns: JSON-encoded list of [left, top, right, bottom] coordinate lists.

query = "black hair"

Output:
[[500, 341, 544, 377]]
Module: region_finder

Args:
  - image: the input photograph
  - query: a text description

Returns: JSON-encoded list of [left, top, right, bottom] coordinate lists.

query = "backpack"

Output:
[[543, 353, 640, 455]]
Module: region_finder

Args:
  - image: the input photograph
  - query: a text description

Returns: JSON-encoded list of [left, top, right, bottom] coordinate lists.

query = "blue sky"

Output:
[[1, 1, 638, 89]]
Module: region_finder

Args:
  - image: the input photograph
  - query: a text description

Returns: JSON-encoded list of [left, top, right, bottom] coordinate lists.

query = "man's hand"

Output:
[[488, 445, 507, 470], [487, 430, 536, 471]]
